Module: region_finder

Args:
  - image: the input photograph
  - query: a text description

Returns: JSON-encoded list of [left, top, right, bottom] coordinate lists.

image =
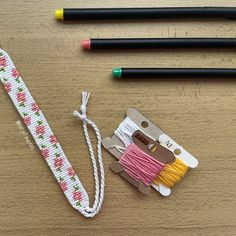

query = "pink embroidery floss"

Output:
[[119, 143, 165, 186]]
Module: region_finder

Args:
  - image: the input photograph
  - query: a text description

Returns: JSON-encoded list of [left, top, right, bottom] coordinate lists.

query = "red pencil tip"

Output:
[[82, 40, 91, 50]]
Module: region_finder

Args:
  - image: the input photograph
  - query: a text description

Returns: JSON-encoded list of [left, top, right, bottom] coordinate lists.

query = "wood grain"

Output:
[[0, 0, 236, 235]]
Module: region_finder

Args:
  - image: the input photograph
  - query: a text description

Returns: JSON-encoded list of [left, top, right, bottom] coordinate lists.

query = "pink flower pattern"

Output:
[[0, 57, 7, 67], [23, 116, 31, 126], [50, 134, 57, 144], [35, 125, 45, 135], [4, 82, 11, 92], [42, 148, 49, 159], [67, 167, 75, 177], [0, 50, 85, 211], [72, 191, 83, 202], [54, 157, 63, 168], [11, 68, 19, 78], [31, 102, 40, 112], [17, 92, 26, 103], [60, 181, 68, 192]]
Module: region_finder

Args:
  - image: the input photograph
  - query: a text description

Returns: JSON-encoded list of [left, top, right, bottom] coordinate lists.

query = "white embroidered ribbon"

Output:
[[0, 49, 105, 217]]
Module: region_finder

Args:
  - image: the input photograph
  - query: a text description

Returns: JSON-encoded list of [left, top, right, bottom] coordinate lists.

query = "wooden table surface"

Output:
[[0, 1, 236, 235]]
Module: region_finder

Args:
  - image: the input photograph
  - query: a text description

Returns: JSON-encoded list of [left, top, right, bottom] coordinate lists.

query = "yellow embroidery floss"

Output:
[[153, 158, 189, 187]]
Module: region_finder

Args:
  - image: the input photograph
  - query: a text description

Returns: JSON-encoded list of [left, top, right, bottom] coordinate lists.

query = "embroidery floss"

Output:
[[114, 117, 189, 188], [119, 143, 165, 186], [153, 158, 188, 187], [0, 49, 105, 217]]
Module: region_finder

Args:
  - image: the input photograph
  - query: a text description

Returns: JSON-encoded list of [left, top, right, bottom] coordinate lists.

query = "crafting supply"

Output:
[[103, 109, 198, 195], [119, 143, 165, 186], [55, 7, 236, 21], [125, 109, 199, 169], [0, 49, 105, 217], [112, 68, 236, 78], [82, 38, 236, 50], [114, 118, 189, 188], [103, 131, 171, 196], [114, 117, 139, 147], [153, 158, 188, 187]]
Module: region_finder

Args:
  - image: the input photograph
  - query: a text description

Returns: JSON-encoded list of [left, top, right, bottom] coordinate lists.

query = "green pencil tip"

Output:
[[112, 68, 122, 78]]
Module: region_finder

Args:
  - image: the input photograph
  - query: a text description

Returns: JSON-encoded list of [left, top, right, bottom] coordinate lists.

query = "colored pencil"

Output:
[[55, 7, 236, 21], [112, 68, 236, 78], [82, 38, 236, 50]]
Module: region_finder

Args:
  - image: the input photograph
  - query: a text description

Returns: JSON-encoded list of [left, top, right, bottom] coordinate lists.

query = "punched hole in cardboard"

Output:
[[174, 148, 181, 155], [141, 121, 149, 128]]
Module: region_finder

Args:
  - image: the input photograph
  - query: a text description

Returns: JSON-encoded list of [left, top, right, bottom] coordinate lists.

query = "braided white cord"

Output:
[[73, 91, 105, 217]]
